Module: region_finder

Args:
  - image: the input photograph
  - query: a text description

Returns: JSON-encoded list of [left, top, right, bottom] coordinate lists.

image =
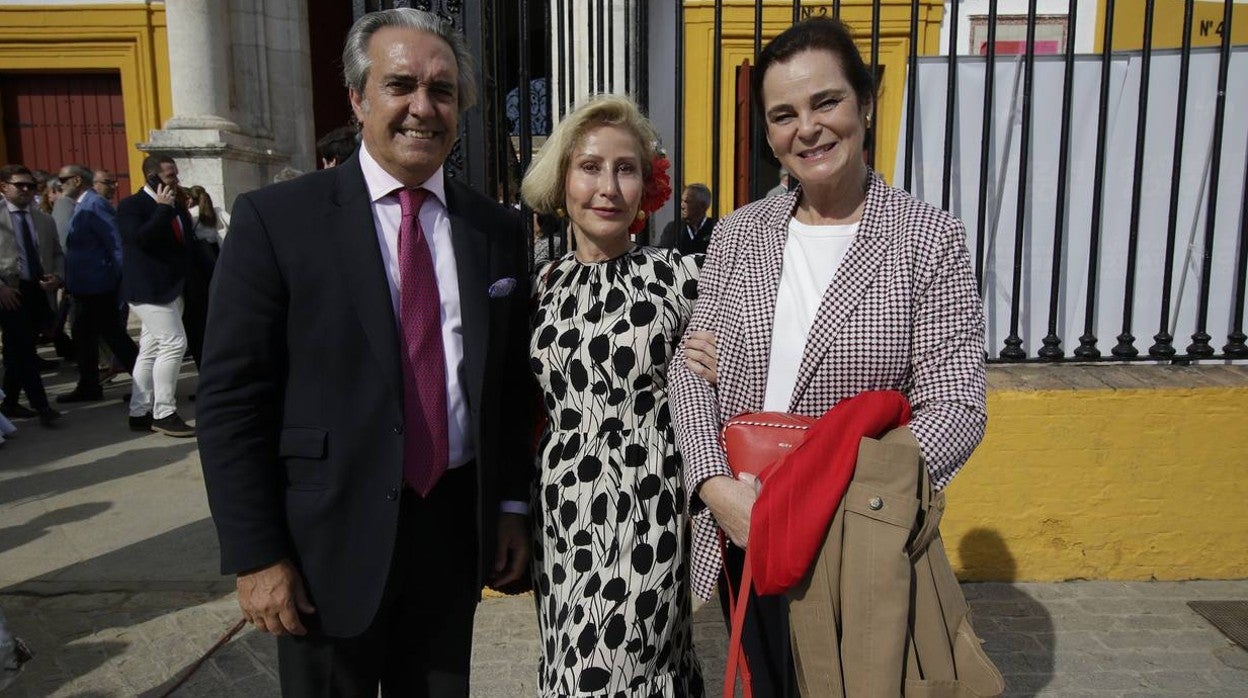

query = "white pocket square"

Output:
[[488, 277, 517, 298]]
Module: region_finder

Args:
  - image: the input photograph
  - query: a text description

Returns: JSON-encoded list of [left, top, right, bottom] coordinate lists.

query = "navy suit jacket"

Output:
[[196, 154, 535, 637], [117, 189, 194, 304], [65, 190, 123, 295]]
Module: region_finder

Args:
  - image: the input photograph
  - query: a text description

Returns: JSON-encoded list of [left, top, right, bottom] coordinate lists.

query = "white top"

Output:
[[357, 144, 473, 471], [762, 217, 860, 412]]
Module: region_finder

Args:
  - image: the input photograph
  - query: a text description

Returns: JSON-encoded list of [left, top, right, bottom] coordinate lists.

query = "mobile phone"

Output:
[[146, 172, 164, 191]]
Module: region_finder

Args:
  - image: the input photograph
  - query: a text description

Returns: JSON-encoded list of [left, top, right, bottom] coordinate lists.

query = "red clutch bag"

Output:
[[720, 412, 817, 477]]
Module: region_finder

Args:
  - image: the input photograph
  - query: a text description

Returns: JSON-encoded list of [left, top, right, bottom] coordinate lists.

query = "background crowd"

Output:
[[0, 156, 225, 443]]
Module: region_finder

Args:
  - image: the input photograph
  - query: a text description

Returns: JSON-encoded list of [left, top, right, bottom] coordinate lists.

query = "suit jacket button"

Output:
[[393, 423, 403, 435], [387, 487, 399, 501]]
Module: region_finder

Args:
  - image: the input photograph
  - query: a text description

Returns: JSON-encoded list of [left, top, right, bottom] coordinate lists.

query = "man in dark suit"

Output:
[[197, 9, 533, 696], [658, 182, 716, 254], [0, 164, 64, 426], [117, 155, 196, 438]]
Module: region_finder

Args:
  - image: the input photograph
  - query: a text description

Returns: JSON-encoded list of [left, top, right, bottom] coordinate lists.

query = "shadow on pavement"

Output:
[[0, 502, 114, 553], [959, 528, 1056, 697], [0, 443, 199, 508], [0, 361, 198, 483], [1, 519, 231, 697]]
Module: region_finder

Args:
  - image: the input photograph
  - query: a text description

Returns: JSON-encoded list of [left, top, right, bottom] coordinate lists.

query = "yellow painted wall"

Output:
[[1103, 0, 1248, 51], [944, 385, 1248, 582], [681, 0, 945, 216], [0, 3, 172, 183]]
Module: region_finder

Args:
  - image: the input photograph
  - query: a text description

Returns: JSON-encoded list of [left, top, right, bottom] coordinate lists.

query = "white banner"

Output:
[[896, 47, 1248, 359]]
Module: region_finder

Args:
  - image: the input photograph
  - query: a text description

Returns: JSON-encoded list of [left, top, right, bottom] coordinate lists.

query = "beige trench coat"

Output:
[[786, 427, 1005, 697]]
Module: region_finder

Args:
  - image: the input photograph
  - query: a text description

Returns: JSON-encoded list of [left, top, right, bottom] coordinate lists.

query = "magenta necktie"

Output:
[[397, 187, 448, 495]]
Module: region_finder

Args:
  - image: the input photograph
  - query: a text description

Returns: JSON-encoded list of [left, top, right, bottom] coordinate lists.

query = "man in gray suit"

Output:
[[0, 164, 64, 426], [49, 164, 94, 358]]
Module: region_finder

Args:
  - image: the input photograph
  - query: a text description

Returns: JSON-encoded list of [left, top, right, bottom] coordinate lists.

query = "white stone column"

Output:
[[162, 0, 240, 132], [144, 0, 306, 212]]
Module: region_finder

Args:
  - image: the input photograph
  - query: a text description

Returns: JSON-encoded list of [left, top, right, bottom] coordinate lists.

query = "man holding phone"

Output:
[[117, 155, 196, 437]]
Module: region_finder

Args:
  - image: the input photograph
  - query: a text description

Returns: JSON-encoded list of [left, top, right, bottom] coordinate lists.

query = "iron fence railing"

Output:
[[412, 0, 1247, 363]]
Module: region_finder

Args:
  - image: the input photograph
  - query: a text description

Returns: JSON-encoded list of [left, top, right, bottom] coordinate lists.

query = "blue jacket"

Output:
[[64, 190, 123, 295]]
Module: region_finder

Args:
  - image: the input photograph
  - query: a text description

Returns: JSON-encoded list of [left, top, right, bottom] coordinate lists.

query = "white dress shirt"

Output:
[[358, 144, 474, 471], [358, 147, 529, 515]]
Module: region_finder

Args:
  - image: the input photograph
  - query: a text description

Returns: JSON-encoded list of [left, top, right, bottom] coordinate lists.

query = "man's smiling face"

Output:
[[350, 26, 460, 186]]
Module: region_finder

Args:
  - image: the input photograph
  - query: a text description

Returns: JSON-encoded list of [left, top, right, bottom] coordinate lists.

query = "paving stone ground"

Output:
[[3, 581, 1248, 696], [1, 357, 1246, 696]]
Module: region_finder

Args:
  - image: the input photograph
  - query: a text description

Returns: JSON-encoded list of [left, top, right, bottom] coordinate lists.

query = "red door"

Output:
[[0, 72, 132, 197]]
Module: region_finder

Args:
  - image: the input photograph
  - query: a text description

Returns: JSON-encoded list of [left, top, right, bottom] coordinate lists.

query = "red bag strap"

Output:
[[720, 533, 754, 698]]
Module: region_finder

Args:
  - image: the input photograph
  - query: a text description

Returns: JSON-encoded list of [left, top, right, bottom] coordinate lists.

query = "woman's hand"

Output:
[[698, 473, 761, 547], [684, 330, 719, 385]]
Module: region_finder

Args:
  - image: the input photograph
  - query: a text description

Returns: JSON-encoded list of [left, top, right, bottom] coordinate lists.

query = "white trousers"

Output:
[[129, 298, 186, 420]]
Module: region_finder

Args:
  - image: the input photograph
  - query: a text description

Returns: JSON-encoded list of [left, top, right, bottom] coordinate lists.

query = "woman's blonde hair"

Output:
[[520, 94, 659, 214]]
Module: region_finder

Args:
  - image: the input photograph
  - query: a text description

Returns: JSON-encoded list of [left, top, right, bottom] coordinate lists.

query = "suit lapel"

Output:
[[0, 210, 17, 279], [789, 174, 891, 409], [699, 218, 715, 242], [331, 157, 404, 403], [444, 179, 488, 413]]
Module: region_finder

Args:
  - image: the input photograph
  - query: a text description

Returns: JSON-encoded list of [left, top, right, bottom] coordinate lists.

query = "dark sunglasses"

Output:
[[4, 181, 36, 191], [58, 175, 78, 183]]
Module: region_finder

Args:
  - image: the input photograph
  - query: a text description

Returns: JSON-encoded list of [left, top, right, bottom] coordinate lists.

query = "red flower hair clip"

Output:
[[630, 151, 673, 234]]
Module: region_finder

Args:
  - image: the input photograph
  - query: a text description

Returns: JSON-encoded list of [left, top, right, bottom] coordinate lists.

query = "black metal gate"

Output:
[[359, 0, 1248, 364]]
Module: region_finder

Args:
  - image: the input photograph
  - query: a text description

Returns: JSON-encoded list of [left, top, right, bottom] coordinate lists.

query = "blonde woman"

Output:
[[521, 94, 705, 696]]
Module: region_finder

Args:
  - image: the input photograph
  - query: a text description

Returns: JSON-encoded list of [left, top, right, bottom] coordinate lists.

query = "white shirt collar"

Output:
[[358, 141, 447, 209]]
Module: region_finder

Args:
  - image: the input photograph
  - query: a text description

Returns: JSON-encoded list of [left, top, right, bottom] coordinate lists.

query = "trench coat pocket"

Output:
[[279, 426, 328, 490]]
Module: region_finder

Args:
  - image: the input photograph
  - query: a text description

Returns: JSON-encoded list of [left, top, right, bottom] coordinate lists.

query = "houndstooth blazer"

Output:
[[670, 172, 987, 600]]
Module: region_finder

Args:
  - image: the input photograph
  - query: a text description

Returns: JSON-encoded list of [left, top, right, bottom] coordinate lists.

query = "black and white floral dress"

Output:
[[530, 246, 705, 697]]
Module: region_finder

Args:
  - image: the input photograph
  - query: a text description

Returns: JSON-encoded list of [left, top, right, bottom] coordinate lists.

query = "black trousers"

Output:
[[71, 291, 138, 393], [1, 281, 52, 412], [277, 466, 480, 698], [52, 291, 74, 357], [719, 545, 798, 697]]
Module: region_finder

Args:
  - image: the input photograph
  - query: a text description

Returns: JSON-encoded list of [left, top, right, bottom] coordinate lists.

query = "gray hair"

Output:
[[684, 183, 712, 208], [272, 166, 305, 183], [63, 164, 94, 183], [342, 8, 478, 114]]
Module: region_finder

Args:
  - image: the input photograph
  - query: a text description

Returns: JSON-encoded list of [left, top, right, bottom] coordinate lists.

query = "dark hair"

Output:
[[0, 164, 33, 182], [535, 211, 562, 238], [316, 126, 359, 164], [187, 185, 219, 227], [141, 155, 176, 177], [751, 17, 875, 113]]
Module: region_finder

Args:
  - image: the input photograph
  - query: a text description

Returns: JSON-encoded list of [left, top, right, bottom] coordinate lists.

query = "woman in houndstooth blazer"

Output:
[[669, 17, 987, 693]]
